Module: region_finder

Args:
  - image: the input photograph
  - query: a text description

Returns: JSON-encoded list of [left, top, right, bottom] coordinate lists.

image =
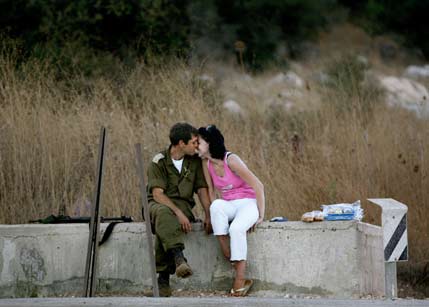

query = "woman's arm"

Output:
[[228, 154, 265, 224], [202, 159, 216, 203]]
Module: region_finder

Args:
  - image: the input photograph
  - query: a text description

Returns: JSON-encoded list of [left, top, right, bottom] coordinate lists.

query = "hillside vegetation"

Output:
[[1, 0, 428, 296], [1, 42, 428, 295]]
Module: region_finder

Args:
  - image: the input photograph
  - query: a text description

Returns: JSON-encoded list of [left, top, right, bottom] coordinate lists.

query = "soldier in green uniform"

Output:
[[146, 122, 211, 297]]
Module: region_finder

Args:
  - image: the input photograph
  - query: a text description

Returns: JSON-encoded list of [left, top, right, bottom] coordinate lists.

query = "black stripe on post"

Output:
[[399, 246, 408, 261], [384, 214, 407, 261]]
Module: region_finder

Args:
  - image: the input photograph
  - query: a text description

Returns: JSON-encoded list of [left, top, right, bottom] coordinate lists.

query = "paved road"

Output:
[[0, 297, 428, 307]]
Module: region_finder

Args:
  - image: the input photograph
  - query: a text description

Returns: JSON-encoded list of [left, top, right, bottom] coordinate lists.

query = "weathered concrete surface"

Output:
[[0, 221, 384, 298], [1, 297, 429, 307]]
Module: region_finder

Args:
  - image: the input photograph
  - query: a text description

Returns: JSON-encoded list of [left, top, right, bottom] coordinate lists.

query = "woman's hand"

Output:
[[249, 216, 264, 232], [204, 216, 213, 234]]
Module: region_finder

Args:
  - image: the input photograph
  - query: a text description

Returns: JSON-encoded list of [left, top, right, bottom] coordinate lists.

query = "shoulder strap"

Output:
[[225, 152, 233, 166], [99, 222, 120, 246]]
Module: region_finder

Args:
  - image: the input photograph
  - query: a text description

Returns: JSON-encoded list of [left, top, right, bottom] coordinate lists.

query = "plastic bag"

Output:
[[270, 216, 288, 222], [301, 211, 315, 222], [301, 210, 324, 223], [313, 210, 324, 221], [322, 200, 363, 221]]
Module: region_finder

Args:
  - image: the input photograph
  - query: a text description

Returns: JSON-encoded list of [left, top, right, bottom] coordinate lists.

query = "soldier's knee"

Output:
[[159, 207, 176, 221], [153, 203, 175, 217]]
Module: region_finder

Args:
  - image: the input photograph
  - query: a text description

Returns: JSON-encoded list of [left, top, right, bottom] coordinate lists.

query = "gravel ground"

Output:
[[1, 297, 429, 307]]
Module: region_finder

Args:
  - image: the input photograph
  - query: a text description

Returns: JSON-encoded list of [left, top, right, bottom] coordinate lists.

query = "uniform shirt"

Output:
[[147, 147, 208, 208]]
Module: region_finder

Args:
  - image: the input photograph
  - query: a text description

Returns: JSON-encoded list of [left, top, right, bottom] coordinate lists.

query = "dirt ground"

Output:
[[94, 283, 428, 300], [398, 279, 429, 299]]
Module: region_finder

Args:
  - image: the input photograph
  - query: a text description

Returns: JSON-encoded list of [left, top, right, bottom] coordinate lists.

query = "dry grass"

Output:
[[0, 53, 428, 282]]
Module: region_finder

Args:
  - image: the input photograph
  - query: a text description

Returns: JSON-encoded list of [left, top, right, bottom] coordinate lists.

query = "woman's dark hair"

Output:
[[198, 125, 227, 159]]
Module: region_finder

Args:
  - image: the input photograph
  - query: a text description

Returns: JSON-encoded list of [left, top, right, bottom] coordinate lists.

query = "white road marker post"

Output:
[[368, 198, 408, 299]]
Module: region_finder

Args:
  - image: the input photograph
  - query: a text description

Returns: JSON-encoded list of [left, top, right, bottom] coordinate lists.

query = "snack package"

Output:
[[301, 211, 314, 222], [321, 200, 363, 221], [313, 210, 324, 221], [301, 210, 324, 223]]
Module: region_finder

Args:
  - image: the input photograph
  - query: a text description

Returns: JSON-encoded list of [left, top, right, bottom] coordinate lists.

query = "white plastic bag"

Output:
[[322, 200, 363, 221]]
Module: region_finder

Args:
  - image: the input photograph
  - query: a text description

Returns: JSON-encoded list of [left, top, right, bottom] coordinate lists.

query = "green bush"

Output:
[[211, 0, 337, 69], [0, 0, 338, 73], [4, 0, 427, 73], [0, 0, 191, 69], [325, 54, 383, 122], [339, 0, 429, 58]]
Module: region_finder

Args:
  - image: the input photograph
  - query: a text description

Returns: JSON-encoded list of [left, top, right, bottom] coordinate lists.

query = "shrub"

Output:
[[324, 54, 383, 122]]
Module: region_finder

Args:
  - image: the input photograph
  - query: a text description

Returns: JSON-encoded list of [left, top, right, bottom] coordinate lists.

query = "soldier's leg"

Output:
[[154, 234, 175, 274], [151, 235, 173, 297], [166, 201, 196, 277], [151, 203, 185, 251], [150, 202, 192, 278], [145, 204, 176, 297]]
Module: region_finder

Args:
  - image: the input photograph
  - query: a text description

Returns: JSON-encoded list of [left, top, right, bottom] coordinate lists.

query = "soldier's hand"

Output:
[[176, 210, 192, 233], [204, 217, 213, 235]]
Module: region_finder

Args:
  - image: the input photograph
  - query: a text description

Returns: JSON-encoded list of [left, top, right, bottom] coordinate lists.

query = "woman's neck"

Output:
[[209, 157, 223, 165]]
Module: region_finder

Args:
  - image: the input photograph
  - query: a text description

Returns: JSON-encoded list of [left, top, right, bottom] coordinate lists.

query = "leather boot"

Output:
[[143, 272, 172, 297], [170, 247, 193, 278]]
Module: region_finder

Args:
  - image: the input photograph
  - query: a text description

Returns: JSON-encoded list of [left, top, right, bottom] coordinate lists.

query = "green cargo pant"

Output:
[[149, 200, 195, 274]]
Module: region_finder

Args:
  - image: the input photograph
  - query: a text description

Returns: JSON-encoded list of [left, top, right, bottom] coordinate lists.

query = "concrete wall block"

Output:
[[357, 222, 385, 297], [0, 221, 384, 298]]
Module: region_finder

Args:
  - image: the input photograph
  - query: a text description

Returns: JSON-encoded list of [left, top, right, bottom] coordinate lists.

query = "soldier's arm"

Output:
[[197, 187, 211, 219], [152, 188, 192, 233], [148, 155, 192, 233], [196, 159, 212, 234], [202, 159, 216, 203], [197, 187, 212, 234]]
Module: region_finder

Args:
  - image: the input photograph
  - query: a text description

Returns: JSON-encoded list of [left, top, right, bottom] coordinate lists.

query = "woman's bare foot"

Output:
[[232, 260, 246, 290], [230, 279, 253, 297], [232, 277, 246, 291]]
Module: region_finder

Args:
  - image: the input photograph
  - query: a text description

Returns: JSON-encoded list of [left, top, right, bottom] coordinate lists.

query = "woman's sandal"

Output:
[[230, 279, 253, 297]]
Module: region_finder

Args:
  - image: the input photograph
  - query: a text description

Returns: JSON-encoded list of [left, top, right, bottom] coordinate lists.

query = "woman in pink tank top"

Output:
[[198, 125, 265, 297]]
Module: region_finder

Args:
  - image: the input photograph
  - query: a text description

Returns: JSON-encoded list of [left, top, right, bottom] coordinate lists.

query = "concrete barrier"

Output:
[[0, 221, 384, 298]]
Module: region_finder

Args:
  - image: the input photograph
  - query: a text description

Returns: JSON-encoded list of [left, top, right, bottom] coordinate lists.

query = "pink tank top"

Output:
[[208, 153, 256, 201]]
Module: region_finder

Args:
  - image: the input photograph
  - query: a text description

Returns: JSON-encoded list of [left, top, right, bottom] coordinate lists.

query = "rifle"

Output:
[[30, 215, 133, 247], [30, 215, 133, 224]]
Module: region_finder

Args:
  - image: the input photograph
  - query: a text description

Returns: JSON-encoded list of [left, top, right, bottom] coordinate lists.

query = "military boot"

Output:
[[143, 272, 172, 297], [170, 247, 193, 278]]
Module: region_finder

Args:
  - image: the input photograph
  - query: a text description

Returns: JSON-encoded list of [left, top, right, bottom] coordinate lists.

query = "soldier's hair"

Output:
[[198, 125, 227, 160], [169, 122, 198, 145]]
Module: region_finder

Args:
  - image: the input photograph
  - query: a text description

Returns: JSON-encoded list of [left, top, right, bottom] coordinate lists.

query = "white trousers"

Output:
[[210, 198, 259, 261]]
